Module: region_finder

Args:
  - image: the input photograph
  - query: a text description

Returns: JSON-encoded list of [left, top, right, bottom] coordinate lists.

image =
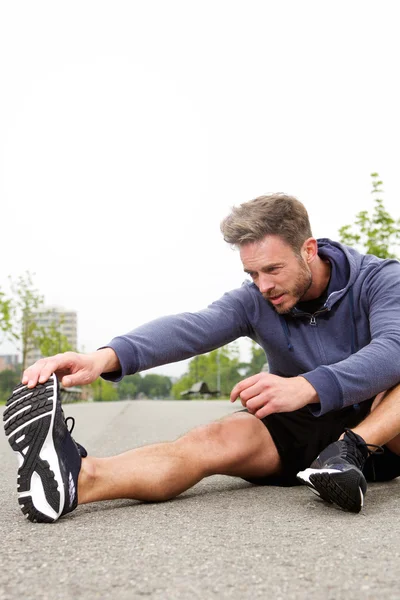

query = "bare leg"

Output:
[[349, 384, 400, 454], [78, 412, 281, 504]]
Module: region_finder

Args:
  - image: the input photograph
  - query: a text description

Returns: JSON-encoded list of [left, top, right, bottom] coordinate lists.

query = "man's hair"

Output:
[[220, 193, 312, 253]]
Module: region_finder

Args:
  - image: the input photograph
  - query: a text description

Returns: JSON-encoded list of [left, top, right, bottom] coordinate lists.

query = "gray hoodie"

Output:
[[104, 240, 400, 416]]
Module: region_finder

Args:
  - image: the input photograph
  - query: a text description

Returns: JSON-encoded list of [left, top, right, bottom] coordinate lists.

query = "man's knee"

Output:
[[178, 417, 242, 458], [176, 412, 279, 476], [181, 412, 257, 445]]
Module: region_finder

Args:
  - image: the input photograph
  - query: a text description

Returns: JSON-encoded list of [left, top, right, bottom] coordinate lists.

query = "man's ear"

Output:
[[302, 238, 318, 264]]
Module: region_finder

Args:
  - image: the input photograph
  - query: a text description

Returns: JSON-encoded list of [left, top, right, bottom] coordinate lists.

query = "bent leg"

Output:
[[300, 385, 400, 507], [351, 385, 400, 454], [78, 412, 281, 504]]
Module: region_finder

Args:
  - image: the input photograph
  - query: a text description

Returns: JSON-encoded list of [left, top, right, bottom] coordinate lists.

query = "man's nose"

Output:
[[258, 273, 274, 294]]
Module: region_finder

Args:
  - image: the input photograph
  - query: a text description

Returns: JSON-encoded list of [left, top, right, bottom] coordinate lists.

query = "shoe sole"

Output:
[[3, 374, 64, 523], [296, 470, 333, 504], [297, 467, 364, 513]]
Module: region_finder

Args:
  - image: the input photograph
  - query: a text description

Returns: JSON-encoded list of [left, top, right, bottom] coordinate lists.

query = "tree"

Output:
[[0, 369, 21, 403], [140, 374, 172, 398], [339, 173, 400, 259], [8, 272, 44, 370], [171, 373, 195, 400], [91, 378, 119, 402], [0, 290, 13, 341], [245, 341, 268, 376], [117, 373, 142, 399], [1, 272, 73, 369], [36, 318, 72, 357], [115, 373, 173, 400], [171, 343, 243, 399]]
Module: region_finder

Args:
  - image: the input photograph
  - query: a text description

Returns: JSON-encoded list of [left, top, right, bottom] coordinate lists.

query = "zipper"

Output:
[[289, 305, 330, 363], [291, 306, 329, 326]]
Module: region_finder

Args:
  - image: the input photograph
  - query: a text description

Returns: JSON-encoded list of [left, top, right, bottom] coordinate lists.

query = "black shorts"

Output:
[[242, 400, 400, 486]]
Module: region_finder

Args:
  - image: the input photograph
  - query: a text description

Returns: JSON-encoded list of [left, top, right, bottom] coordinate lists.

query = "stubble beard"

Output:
[[264, 260, 313, 315]]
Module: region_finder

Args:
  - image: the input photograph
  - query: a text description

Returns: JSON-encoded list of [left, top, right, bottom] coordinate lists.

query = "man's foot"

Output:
[[3, 374, 87, 523], [297, 429, 382, 513]]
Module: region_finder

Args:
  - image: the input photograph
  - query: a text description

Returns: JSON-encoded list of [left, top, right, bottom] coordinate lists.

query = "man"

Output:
[[4, 193, 400, 523]]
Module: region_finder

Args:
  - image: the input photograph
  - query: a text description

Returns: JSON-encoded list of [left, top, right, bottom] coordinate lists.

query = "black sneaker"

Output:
[[297, 429, 383, 513], [3, 374, 87, 523]]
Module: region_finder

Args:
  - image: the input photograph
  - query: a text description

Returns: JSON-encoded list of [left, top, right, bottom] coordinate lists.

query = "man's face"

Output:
[[239, 235, 312, 314]]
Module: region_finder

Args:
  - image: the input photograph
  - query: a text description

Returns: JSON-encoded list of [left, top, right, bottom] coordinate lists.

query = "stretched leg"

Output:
[[78, 412, 281, 504], [4, 375, 282, 522]]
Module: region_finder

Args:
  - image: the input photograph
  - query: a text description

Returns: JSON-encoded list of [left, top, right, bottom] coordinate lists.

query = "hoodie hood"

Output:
[[316, 238, 361, 308]]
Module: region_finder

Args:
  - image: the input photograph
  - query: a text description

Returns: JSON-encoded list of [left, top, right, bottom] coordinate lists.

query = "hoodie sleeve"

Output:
[[302, 260, 400, 416], [100, 286, 255, 381]]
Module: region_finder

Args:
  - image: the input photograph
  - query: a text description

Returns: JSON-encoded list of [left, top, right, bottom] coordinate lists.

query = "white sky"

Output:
[[1, 1, 399, 378]]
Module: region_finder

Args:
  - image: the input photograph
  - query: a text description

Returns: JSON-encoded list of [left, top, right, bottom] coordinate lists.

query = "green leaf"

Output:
[[338, 173, 399, 259]]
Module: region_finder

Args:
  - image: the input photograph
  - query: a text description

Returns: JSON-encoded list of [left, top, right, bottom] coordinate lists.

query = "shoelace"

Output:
[[65, 415, 87, 457], [65, 416, 75, 434], [343, 428, 384, 468]]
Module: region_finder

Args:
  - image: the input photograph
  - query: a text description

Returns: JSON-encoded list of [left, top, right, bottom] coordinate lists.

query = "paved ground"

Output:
[[1, 400, 399, 600]]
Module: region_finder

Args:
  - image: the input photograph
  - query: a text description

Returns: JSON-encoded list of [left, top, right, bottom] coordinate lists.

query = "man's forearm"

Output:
[[92, 348, 121, 374]]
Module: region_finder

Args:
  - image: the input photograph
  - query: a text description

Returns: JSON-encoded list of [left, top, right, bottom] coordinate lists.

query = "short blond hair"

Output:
[[220, 193, 312, 253]]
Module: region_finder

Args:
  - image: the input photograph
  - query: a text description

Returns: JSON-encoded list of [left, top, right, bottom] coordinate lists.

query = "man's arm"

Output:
[[101, 288, 254, 381], [230, 372, 319, 419], [302, 260, 400, 416], [22, 347, 120, 388], [23, 286, 255, 387]]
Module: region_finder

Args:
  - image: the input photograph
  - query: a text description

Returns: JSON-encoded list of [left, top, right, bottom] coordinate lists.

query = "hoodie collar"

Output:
[[315, 239, 358, 309]]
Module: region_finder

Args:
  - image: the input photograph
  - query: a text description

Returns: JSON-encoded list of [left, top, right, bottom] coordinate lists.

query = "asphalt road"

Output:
[[1, 400, 399, 600]]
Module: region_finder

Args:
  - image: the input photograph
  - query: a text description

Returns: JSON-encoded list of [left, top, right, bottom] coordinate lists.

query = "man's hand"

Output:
[[22, 348, 120, 389], [230, 372, 319, 419]]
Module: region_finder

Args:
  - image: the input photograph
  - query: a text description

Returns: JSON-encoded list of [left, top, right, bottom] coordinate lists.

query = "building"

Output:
[[0, 354, 19, 372], [26, 306, 77, 364]]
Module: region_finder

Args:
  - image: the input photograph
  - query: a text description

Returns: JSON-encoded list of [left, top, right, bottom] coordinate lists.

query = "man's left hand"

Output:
[[230, 373, 319, 419]]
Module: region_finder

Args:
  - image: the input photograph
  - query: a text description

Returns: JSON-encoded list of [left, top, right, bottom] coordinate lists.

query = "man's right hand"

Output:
[[22, 348, 121, 389]]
